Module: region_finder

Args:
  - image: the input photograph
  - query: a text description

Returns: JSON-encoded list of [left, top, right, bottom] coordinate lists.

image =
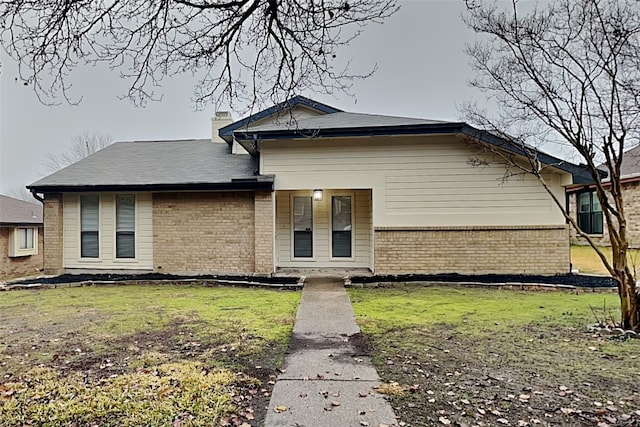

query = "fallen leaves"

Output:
[[374, 382, 404, 396]]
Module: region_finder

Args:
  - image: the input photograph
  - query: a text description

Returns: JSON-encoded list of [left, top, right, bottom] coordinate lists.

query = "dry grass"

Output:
[[571, 244, 640, 275], [0, 283, 300, 426], [350, 285, 640, 427]]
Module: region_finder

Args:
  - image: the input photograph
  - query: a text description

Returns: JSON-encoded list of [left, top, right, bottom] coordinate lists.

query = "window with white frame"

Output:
[[116, 194, 135, 258], [80, 195, 100, 258], [8, 227, 38, 257], [293, 196, 313, 258], [332, 195, 352, 258]]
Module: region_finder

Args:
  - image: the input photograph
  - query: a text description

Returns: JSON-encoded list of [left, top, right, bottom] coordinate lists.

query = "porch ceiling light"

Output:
[[313, 189, 323, 201]]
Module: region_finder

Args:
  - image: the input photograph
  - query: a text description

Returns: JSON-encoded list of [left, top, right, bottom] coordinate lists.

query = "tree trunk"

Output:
[[617, 274, 640, 330]]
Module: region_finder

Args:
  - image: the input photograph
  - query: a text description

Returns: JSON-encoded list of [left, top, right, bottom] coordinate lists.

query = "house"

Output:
[[568, 144, 640, 247], [0, 195, 43, 281], [28, 96, 591, 277]]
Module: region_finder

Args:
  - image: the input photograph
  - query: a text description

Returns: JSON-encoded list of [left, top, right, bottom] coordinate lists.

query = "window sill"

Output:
[[114, 259, 138, 263], [8, 251, 36, 258]]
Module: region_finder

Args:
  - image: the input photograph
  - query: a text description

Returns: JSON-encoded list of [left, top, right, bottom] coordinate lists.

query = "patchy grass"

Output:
[[0, 283, 300, 426], [571, 244, 640, 275], [350, 285, 640, 427]]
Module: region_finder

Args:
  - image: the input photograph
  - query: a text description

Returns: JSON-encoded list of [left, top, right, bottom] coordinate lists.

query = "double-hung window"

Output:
[[17, 228, 35, 250], [116, 195, 135, 258], [80, 195, 100, 258], [577, 191, 603, 234]]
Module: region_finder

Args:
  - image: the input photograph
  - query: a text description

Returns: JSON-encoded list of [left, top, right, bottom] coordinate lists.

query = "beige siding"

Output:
[[275, 189, 371, 268], [63, 193, 153, 270], [261, 136, 568, 227]]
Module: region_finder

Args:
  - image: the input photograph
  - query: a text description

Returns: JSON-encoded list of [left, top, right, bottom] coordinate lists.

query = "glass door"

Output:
[[293, 196, 313, 257], [332, 195, 352, 258]]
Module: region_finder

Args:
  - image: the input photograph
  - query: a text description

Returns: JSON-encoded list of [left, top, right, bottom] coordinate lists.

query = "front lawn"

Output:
[[571, 244, 640, 275], [0, 283, 300, 426], [350, 285, 640, 427]]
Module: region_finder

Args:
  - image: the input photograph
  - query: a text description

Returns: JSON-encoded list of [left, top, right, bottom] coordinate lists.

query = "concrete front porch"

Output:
[[273, 267, 373, 279]]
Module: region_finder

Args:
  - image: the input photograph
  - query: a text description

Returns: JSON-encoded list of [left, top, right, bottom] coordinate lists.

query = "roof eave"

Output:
[[233, 123, 467, 155], [28, 180, 274, 194], [234, 122, 590, 185], [458, 125, 594, 185]]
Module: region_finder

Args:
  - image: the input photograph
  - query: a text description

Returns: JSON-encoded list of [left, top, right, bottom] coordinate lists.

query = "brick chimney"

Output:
[[211, 111, 233, 143]]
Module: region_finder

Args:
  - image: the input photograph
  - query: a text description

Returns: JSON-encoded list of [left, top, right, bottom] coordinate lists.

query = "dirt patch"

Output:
[[371, 325, 640, 427], [1, 319, 283, 426]]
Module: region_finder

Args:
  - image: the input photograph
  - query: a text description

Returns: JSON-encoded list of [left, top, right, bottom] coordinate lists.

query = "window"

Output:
[[332, 196, 352, 258], [18, 228, 34, 250], [293, 196, 313, 257], [81, 195, 99, 258], [116, 195, 135, 258], [577, 191, 603, 234], [8, 227, 37, 257]]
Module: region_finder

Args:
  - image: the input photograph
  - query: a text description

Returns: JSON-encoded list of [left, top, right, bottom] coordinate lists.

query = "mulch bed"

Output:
[[350, 273, 615, 288]]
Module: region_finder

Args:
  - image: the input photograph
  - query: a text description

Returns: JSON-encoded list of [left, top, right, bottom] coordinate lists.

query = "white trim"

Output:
[[370, 188, 375, 274], [272, 192, 277, 272], [79, 194, 101, 261], [290, 193, 315, 261], [8, 227, 38, 257], [112, 193, 139, 262], [329, 191, 356, 262]]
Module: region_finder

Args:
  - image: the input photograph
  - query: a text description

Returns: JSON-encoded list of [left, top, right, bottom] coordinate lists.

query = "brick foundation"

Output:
[[374, 225, 570, 275]]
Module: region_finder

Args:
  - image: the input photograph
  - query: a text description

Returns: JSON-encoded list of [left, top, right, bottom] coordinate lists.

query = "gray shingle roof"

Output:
[[0, 195, 43, 225], [619, 144, 640, 178], [246, 112, 446, 132], [29, 139, 261, 190]]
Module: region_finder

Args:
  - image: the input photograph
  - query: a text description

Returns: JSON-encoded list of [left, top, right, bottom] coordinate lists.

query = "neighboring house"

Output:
[[568, 144, 640, 247], [0, 195, 43, 281], [28, 96, 591, 277]]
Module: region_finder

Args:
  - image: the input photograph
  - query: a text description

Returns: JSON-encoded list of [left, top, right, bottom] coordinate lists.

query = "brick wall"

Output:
[[254, 191, 274, 274], [570, 181, 640, 247], [43, 193, 64, 275], [153, 192, 257, 274], [0, 227, 44, 281], [374, 225, 570, 275]]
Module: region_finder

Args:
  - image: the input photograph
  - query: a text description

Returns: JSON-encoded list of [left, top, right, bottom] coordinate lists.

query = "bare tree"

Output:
[[0, 1, 398, 110], [462, 0, 640, 329], [7, 186, 36, 202], [43, 131, 113, 172]]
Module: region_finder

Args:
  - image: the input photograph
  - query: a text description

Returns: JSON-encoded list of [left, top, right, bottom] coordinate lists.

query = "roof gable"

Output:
[[617, 144, 640, 178], [218, 95, 342, 140]]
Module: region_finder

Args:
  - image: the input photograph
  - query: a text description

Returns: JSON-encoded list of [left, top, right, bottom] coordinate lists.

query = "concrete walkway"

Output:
[[264, 277, 398, 427]]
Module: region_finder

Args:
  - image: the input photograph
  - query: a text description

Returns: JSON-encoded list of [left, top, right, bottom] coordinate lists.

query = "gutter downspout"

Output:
[[30, 189, 44, 203]]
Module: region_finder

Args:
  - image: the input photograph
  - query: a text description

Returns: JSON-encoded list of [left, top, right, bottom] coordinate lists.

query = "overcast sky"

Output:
[[0, 0, 484, 196]]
